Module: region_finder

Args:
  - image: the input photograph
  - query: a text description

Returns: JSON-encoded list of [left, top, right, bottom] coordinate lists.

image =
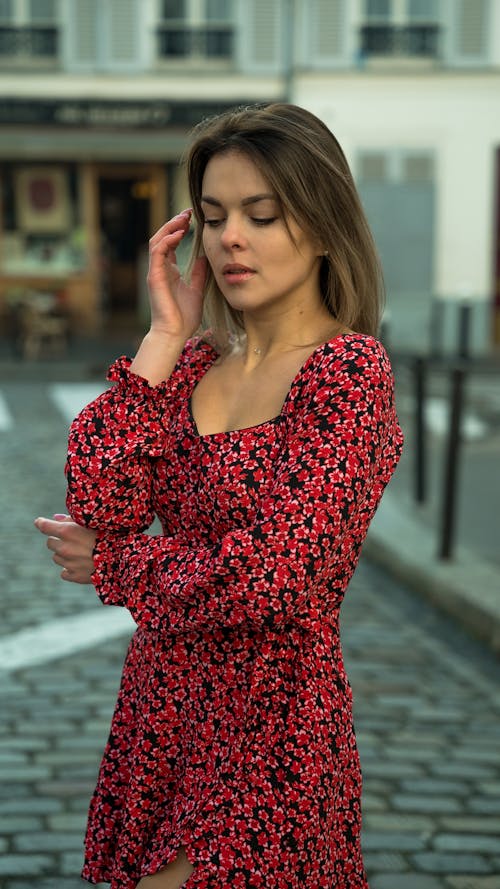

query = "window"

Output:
[[65, 0, 142, 74], [0, 0, 58, 63], [361, 0, 440, 59], [158, 0, 234, 63], [358, 150, 434, 183]]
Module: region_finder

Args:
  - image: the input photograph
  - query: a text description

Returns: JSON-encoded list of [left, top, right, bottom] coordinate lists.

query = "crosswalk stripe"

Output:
[[0, 607, 135, 672], [49, 383, 107, 425], [0, 391, 14, 431]]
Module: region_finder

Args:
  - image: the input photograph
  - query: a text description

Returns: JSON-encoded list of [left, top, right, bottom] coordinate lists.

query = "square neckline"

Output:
[[187, 332, 364, 439]]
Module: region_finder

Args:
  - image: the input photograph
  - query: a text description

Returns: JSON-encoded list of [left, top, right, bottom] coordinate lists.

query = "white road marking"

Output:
[[49, 383, 107, 425], [0, 608, 135, 672], [0, 391, 14, 431]]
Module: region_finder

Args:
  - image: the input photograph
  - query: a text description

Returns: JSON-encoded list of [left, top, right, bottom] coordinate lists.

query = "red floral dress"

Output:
[[66, 333, 403, 889]]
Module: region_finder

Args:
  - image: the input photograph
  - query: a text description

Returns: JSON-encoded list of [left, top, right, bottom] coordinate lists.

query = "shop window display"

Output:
[[0, 162, 86, 275]]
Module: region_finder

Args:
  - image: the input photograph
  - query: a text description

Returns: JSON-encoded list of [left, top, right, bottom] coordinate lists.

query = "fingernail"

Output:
[[54, 513, 68, 520], [180, 208, 192, 216]]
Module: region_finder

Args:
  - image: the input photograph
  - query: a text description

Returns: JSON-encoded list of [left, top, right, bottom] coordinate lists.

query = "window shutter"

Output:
[[64, 0, 99, 71], [106, 0, 142, 71], [237, 0, 285, 74], [300, 0, 348, 68], [448, 0, 490, 65]]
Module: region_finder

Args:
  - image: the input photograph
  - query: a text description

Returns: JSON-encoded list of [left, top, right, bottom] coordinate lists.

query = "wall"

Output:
[[295, 72, 500, 351]]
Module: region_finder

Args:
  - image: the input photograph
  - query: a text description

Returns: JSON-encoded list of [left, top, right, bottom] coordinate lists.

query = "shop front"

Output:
[[0, 98, 236, 342]]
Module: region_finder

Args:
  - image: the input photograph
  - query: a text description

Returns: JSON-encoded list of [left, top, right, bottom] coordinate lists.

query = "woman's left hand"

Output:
[[34, 514, 97, 584]]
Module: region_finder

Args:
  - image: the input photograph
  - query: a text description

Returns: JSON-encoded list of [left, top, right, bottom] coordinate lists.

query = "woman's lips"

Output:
[[222, 264, 256, 284]]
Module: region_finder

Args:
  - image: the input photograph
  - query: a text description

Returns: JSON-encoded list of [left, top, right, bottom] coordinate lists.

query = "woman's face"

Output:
[[200, 150, 323, 318]]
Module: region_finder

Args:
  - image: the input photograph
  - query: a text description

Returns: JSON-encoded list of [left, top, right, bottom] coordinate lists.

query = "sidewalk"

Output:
[[364, 352, 500, 656]]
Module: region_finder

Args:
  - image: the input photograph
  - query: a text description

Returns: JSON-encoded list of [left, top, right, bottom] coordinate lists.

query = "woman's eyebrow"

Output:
[[201, 193, 276, 207]]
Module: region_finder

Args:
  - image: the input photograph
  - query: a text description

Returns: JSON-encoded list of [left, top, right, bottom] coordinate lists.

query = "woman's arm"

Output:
[[90, 339, 403, 633]]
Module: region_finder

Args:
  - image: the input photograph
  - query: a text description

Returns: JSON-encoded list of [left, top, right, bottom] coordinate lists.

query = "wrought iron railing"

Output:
[[157, 26, 233, 59], [360, 24, 440, 58], [0, 26, 58, 58]]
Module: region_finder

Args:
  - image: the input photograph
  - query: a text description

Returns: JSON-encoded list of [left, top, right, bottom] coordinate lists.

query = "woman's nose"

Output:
[[220, 215, 246, 249]]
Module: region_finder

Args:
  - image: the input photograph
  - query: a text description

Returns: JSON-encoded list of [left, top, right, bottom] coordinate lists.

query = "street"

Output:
[[0, 379, 499, 888]]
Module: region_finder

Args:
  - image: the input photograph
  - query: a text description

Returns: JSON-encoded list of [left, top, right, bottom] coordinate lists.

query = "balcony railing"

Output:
[[360, 24, 440, 58], [157, 26, 233, 60], [0, 26, 58, 58]]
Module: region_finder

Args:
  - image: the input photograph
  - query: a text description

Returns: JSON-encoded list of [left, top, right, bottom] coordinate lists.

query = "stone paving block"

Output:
[[400, 779, 471, 796], [362, 761, 424, 778], [438, 817, 500, 834], [0, 855, 53, 877], [0, 798, 63, 815], [0, 765, 52, 782], [433, 835, 500, 854], [48, 812, 88, 832], [391, 794, 462, 814], [469, 798, 500, 815], [35, 780, 96, 798], [0, 751, 29, 765], [476, 782, 500, 797], [412, 853, 493, 874], [371, 875, 446, 889], [0, 738, 49, 752], [364, 813, 435, 832], [445, 879, 500, 889], [14, 831, 84, 852], [430, 763, 496, 780], [36, 750, 100, 766], [361, 793, 388, 812], [363, 852, 409, 872], [452, 748, 500, 763], [60, 851, 85, 876], [4, 881, 89, 889], [57, 734, 114, 750], [0, 816, 43, 834], [14, 721, 77, 736], [384, 745, 449, 763], [362, 830, 428, 851]]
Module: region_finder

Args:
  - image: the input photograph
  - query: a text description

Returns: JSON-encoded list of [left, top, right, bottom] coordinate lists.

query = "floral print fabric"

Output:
[[66, 333, 403, 888]]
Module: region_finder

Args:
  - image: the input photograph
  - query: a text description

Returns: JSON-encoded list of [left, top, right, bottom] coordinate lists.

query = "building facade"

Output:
[[0, 0, 499, 351]]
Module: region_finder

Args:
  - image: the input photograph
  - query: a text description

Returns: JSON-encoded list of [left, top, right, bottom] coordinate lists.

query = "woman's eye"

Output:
[[252, 217, 277, 226], [203, 219, 224, 227]]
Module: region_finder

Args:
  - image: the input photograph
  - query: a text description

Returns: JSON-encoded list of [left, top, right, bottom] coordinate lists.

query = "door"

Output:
[[96, 165, 167, 326]]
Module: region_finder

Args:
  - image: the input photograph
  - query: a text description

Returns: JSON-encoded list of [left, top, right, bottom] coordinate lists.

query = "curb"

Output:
[[364, 490, 500, 656]]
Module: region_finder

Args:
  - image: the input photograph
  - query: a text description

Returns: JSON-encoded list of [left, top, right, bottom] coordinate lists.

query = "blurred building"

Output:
[[0, 0, 499, 351]]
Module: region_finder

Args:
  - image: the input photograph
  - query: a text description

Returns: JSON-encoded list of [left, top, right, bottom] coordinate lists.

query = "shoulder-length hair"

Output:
[[184, 103, 384, 350]]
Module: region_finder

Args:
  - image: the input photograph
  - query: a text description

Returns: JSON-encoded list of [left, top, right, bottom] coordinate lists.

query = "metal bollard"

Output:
[[458, 302, 472, 359], [438, 365, 466, 560], [414, 356, 427, 503]]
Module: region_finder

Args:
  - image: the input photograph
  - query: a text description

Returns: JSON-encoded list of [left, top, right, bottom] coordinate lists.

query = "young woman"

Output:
[[35, 103, 403, 889]]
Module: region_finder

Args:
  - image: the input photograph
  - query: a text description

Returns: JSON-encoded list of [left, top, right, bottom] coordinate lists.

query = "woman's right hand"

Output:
[[147, 209, 207, 341]]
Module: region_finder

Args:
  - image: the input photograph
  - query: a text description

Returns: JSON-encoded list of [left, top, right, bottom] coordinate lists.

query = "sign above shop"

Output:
[[0, 99, 254, 129]]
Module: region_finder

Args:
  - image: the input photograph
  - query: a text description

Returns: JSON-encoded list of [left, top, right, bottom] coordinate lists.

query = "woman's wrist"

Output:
[[130, 329, 187, 386]]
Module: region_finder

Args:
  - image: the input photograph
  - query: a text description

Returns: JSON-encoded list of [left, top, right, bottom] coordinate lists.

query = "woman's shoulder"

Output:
[[312, 332, 393, 385]]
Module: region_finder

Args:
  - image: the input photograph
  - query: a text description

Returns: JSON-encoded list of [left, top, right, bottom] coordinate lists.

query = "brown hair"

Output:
[[184, 103, 384, 348]]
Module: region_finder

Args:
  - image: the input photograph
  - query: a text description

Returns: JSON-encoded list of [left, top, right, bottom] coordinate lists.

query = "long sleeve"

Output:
[[86, 338, 403, 635], [65, 338, 211, 532]]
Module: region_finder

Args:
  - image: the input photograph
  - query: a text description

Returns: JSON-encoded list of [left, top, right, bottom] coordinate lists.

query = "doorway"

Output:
[[96, 165, 167, 326]]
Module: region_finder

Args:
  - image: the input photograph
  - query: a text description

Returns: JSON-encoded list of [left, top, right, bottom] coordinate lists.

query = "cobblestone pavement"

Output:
[[1, 380, 500, 888], [0, 380, 104, 636]]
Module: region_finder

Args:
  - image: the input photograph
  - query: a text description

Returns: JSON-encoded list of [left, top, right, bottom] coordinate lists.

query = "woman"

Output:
[[35, 104, 403, 889]]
